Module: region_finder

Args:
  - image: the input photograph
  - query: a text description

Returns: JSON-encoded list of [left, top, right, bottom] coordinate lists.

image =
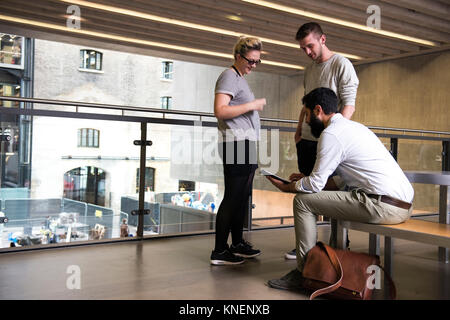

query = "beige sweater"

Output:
[[301, 53, 359, 141]]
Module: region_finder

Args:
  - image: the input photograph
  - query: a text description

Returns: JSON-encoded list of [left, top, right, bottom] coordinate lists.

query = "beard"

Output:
[[309, 112, 325, 138], [310, 47, 322, 62]]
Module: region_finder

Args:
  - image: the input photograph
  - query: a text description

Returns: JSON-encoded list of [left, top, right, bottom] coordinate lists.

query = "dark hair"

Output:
[[302, 87, 338, 115], [295, 22, 324, 41]]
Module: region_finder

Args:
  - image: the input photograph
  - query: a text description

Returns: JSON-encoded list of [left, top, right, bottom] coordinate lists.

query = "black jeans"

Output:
[[214, 140, 257, 252], [296, 139, 318, 175]]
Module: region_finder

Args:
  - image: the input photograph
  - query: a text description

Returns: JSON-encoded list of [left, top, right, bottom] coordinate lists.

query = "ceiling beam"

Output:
[[328, 0, 450, 33], [380, 0, 450, 22], [278, 0, 450, 43]]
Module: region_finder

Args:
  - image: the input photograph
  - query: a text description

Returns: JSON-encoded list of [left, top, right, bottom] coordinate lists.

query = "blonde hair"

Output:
[[233, 36, 262, 60]]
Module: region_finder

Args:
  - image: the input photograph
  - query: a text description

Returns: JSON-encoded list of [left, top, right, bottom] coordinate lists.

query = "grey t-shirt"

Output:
[[302, 53, 359, 141], [215, 68, 261, 142]]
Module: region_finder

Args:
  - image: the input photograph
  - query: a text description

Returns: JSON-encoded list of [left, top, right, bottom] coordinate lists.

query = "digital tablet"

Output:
[[260, 169, 291, 184]]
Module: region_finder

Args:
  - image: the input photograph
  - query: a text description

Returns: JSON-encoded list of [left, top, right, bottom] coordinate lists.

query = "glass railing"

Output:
[[0, 96, 449, 251]]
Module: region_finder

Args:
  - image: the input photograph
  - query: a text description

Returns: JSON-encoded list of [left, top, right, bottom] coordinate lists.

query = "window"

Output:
[[161, 61, 173, 80], [80, 49, 102, 71], [136, 167, 155, 193], [77, 128, 99, 148], [0, 83, 20, 108], [0, 34, 24, 69], [179, 180, 195, 192], [64, 166, 106, 206], [161, 96, 172, 109]]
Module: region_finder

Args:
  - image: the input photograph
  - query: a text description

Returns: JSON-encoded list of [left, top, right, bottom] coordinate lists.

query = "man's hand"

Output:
[[340, 105, 355, 119], [289, 173, 305, 182], [265, 176, 297, 193]]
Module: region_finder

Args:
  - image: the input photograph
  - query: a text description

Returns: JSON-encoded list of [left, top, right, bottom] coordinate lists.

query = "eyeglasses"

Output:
[[241, 55, 261, 65]]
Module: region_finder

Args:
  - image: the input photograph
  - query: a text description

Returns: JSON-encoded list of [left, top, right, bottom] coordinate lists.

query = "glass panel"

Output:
[[0, 116, 142, 249], [88, 128, 94, 147], [96, 52, 102, 70], [252, 128, 297, 228], [138, 123, 223, 235], [0, 84, 21, 108], [0, 34, 23, 68], [136, 167, 155, 192], [94, 129, 99, 147], [397, 139, 441, 215], [162, 61, 173, 79], [77, 128, 81, 147], [81, 50, 88, 69], [81, 128, 87, 147]]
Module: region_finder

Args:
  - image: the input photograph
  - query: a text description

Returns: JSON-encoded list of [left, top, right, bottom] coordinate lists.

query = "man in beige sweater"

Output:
[[285, 22, 359, 260]]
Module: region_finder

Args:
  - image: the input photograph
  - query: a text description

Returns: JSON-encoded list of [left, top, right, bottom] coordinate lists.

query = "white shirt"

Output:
[[295, 114, 414, 203]]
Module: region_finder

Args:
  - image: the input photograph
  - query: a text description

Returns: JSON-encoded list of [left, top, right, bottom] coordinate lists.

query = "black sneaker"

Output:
[[285, 248, 296, 260], [210, 248, 245, 265], [268, 269, 304, 291], [230, 240, 261, 258]]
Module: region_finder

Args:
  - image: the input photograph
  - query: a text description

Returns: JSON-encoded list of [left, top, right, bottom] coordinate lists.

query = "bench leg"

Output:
[[438, 185, 449, 263], [438, 248, 449, 263], [384, 236, 394, 298], [369, 233, 380, 256], [336, 220, 348, 250], [329, 218, 338, 248]]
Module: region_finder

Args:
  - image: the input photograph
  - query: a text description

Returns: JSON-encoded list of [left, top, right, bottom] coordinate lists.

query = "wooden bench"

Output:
[[336, 219, 450, 279]]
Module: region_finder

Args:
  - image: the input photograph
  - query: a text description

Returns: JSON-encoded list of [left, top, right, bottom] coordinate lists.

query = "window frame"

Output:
[[79, 49, 103, 72], [160, 96, 172, 110], [161, 61, 173, 80], [0, 34, 24, 70], [77, 128, 100, 148]]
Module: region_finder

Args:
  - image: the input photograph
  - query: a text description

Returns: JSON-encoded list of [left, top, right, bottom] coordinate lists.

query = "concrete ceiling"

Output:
[[0, 0, 449, 75]]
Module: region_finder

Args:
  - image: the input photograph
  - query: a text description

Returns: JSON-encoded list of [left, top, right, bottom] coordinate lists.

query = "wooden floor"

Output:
[[0, 221, 449, 300]]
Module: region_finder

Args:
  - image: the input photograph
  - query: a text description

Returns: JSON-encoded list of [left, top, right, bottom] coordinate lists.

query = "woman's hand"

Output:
[[250, 98, 266, 112], [214, 95, 266, 120]]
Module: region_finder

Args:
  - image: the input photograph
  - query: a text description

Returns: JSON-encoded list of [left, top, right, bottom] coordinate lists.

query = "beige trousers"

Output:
[[293, 189, 412, 271]]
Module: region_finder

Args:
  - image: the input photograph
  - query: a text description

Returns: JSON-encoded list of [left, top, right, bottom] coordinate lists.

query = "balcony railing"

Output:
[[0, 95, 449, 252]]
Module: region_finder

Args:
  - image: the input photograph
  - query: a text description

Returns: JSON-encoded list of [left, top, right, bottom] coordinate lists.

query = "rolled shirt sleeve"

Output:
[[337, 58, 359, 108], [295, 132, 344, 193], [215, 71, 237, 98]]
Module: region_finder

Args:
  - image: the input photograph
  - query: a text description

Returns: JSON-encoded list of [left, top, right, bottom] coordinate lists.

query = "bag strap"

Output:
[[309, 242, 344, 300]]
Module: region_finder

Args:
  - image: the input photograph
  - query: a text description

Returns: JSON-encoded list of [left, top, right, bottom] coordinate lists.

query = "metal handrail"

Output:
[[1, 95, 449, 136]]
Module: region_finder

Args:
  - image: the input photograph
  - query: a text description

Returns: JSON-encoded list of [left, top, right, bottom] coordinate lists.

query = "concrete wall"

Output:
[[353, 51, 450, 132], [353, 50, 450, 212]]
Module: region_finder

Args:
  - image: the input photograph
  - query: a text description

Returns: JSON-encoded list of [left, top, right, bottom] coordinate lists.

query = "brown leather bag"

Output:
[[302, 242, 396, 300]]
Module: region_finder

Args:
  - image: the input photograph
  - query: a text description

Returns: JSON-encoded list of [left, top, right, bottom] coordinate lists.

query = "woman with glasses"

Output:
[[210, 36, 266, 265]]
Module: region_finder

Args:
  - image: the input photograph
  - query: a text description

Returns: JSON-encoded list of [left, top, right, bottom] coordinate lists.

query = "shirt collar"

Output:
[[328, 113, 343, 125]]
